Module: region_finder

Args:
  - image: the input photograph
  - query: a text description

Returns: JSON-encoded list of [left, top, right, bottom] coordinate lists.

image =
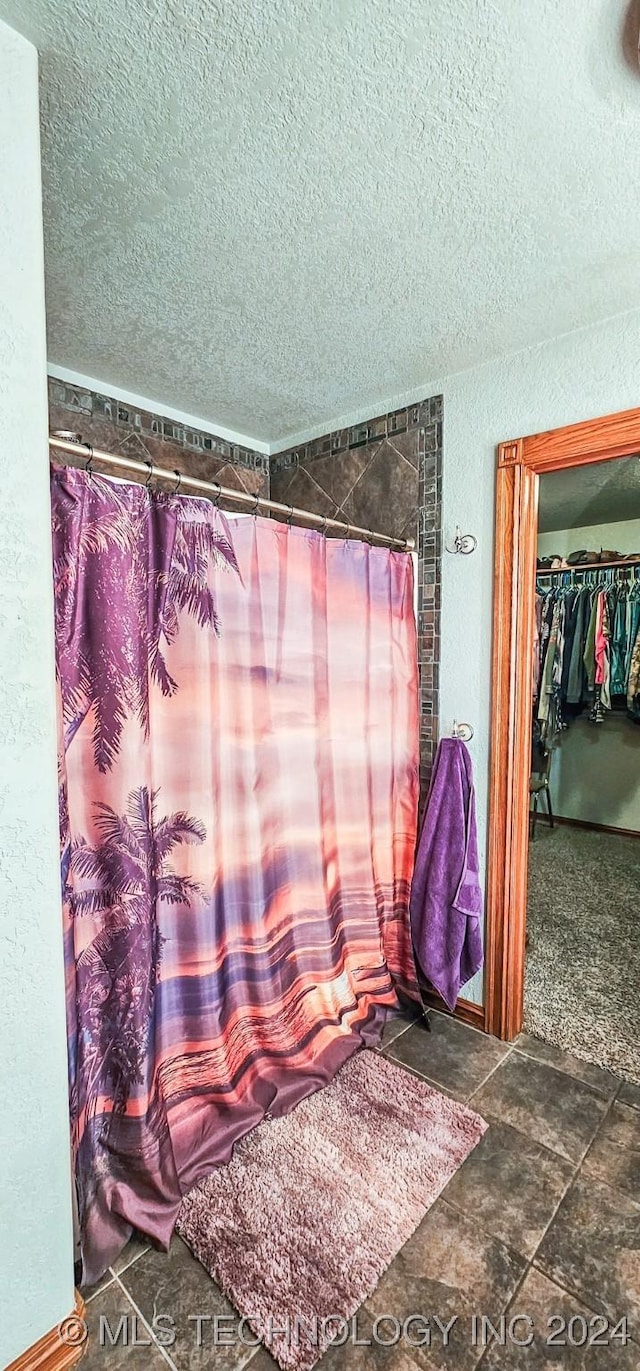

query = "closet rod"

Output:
[[49, 434, 415, 553], [537, 558, 640, 577]]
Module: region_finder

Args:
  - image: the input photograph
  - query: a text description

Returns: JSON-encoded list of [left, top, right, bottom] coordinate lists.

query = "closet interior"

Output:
[[525, 454, 640, 1081]]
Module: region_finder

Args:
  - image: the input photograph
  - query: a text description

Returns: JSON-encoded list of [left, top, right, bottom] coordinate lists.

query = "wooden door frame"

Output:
[[485, 404, 640, 1040]]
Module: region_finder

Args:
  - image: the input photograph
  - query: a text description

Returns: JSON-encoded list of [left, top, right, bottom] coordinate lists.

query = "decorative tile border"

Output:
[[270, 399, 434, 474], [416, 396, 443, 804], [47, 378, 270, 475]]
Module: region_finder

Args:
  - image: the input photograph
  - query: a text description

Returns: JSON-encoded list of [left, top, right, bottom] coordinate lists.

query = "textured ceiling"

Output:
[[2, 0, 640, 444], [539, 455, 640, 533]]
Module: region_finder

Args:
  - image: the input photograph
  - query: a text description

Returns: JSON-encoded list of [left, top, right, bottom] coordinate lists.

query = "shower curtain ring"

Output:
[[213, 482, 222, 508], [320, 515, 328, 537], [287, 504, 294, 526], [172, 469, 182, 495], [84, 444, 94, 479], [145, 460, 154, 488], [252, 491, 260, 518]]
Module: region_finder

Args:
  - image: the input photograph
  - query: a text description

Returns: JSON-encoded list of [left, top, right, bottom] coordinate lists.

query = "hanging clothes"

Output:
[[583, 591, 599, 695], [52, 464, 422, 1284], [534, 567, 640, 738], [610, 594, 628, 697], [565, 587, 590, 705], [627, 624, 640, 719]]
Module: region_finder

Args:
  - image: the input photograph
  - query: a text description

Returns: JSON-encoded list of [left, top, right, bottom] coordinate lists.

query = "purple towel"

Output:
[[410, 738, 484, 1011]]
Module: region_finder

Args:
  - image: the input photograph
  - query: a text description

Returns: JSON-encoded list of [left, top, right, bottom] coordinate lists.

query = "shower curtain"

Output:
[[52, 465, 421, 1284]]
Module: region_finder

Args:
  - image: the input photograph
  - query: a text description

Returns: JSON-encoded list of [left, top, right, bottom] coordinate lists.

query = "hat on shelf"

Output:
[[566, 550, 598, 566]]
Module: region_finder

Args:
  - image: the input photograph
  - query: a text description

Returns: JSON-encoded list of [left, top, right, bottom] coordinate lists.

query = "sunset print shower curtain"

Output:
[[52, 464, 421, 1283]]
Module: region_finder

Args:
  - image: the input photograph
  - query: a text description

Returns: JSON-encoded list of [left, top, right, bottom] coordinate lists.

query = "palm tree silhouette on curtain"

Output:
[[52, 472, 238, 771], [69, 786, 206, 1130], [52, 468, 236, 1165]]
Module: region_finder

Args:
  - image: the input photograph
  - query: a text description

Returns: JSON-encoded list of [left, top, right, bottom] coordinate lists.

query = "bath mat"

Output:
[[177, 1047, 487, 1371]]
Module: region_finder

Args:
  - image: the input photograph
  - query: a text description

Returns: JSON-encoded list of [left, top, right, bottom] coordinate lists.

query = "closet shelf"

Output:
[[537, 557, 640, 577]]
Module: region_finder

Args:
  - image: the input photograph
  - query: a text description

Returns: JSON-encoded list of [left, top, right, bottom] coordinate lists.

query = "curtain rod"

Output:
[[49, 434, 415, 553]]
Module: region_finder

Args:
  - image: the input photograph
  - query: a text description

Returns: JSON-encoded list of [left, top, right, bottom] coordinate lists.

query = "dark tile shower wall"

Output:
[[270, 410, 419, 544], [270, 397, 443, 794], [47, 378, 270, 498]]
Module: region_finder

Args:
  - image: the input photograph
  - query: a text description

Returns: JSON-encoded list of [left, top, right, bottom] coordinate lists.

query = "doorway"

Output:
[[484, 406, 640, 1081], [524, 459, 640, 1079]]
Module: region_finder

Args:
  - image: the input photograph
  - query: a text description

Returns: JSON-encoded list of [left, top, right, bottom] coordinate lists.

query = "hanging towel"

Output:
[[410, 738, 484, 1011]]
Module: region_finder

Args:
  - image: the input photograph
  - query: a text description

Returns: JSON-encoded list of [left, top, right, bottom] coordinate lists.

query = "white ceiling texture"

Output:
[[3, 0, 640, 447]]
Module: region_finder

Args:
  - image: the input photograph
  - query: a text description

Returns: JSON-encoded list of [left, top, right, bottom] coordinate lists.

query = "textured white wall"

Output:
[[551, 717, 640, 832], [433, 307, 640, 1005], [0, 20, 75, 1366], [537, 519, 640, 560]]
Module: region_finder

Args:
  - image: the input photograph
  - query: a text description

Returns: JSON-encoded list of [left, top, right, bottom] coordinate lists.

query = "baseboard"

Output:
[[538, 814, 640, 840], [422, 987, 486, 1031], [6, 1292, 86, 1371]]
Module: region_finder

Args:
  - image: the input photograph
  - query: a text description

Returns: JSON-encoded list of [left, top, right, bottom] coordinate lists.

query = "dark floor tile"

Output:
[[472, 1052, 608, 1164], [245, 1319, 421, 1371], [441, 1115, 573, 1259], [238, 1351, 278, 1371], [515, 1032, 620, 1100], [481, 1265, 637, 1369], [365, 1198, 526, 1370], [386, 1013, 507, 1101], [82, 1280, 168, 1368], [110, 1230, 151, 1274], [619, 1081, 640, 1111], [378, 1004, 424, 1049], [317, 1308, 425, 1370], [535, 1174, 640, 1327], [123, 1235, 254, 1369], [83, 1268, 117, 1303], [582, 1101, 640, 1201]]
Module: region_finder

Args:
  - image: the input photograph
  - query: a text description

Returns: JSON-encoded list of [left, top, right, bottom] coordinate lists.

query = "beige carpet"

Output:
[[525, 823, 640, 1084], [177, 1047, 486, 1371]]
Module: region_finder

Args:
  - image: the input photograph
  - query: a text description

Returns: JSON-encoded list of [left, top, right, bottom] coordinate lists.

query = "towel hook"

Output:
[[445, 526, 477, 556], [452, 721, 474, 742]]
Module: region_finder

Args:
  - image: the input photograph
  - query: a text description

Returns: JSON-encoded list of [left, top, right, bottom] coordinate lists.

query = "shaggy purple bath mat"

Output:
[[177, 1048, 487, 1371]]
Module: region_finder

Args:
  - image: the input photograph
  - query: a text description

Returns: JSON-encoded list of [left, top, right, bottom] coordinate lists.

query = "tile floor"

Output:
[[80, 1010, 640, 1369]]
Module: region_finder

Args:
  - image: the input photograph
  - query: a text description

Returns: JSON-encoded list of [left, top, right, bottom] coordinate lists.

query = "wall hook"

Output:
[[452, 721, 474, 742], [445, 526, 477, 556]]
